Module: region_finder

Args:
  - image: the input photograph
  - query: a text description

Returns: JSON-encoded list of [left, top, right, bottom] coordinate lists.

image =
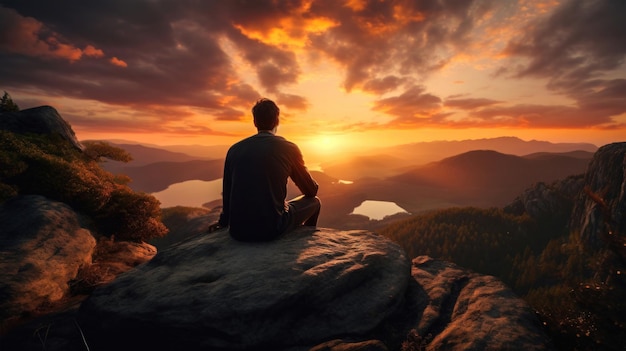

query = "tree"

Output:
[[82, 140, 133, 163], [0, 91, 20, 112]]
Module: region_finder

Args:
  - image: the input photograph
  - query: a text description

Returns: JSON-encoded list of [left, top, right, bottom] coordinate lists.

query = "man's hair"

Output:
[[252, 98, 280, 130]]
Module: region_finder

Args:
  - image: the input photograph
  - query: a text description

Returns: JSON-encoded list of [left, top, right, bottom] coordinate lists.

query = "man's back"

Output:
[[221, 132, 318, 241]]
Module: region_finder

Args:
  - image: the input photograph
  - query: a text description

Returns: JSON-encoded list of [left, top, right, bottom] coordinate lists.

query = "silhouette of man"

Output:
[[217, 98, 321, 241]]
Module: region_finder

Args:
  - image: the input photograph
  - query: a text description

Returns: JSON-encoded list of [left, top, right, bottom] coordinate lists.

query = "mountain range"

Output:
[[97, 138, 596, 230]]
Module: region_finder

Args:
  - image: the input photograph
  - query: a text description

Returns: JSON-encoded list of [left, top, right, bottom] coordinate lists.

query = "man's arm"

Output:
[[290, 146, 318, 197], [218, 156, 231, 227]]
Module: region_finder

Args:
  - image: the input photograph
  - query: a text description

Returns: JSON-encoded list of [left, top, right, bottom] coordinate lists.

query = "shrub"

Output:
[[0, 130, 168, 242]]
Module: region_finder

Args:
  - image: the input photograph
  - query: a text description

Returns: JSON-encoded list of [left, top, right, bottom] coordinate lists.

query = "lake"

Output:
[[152, 180, 409, 220], [351, 200, 410, 220], [151, 179, 222, 208]]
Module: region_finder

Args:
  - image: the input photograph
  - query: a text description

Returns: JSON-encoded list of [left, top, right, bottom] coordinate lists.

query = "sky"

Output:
[[1, 0, 625, 160]]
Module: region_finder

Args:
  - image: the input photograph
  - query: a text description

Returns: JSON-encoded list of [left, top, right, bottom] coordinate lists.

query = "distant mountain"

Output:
[[153, 144, 230, 159], [320, 137, 597, 180], [522, 150, 595, 160], [389, 149, 592, 206], [86, 141, 215, 169], [321, 154, 409, 180], [118, 159, 224, 193], [374, 136, 597, 165]]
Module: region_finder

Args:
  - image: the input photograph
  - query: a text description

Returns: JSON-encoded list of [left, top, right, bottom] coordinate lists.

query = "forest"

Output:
[[378, 201, 625, 350]]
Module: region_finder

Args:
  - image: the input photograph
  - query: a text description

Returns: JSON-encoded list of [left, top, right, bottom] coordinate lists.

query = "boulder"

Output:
[[0, 106, 83, 150], [0, 195, 96, 323], [406, 256, 553, 351], [0, 195, 157, 328], [78, 227, 411, 350]]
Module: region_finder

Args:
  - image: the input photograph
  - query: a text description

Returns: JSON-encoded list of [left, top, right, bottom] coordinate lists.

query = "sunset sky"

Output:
[[1, 0, 625, 159]]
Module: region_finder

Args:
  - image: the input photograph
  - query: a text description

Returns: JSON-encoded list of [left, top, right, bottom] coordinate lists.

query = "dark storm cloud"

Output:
[[307, 0, 493, 91], [503, 0, 626, 122], [1, 0, 625, 134], [227, 29, 301, 93], [0, 0, 304, 132]]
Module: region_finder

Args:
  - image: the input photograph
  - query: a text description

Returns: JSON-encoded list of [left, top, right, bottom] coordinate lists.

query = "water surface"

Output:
[[152, 179, 222, 208], [351, 200, 409, 220]]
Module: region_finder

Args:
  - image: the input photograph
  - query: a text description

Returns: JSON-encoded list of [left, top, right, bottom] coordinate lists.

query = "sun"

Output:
[[300, 133, 349, 163], [313, 134, 343, 154]]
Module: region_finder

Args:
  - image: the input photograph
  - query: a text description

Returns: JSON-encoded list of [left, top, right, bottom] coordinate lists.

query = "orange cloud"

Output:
[[83, 45, 104, 58], [0, 6, 106, 62], [110, 57, 128, 67]]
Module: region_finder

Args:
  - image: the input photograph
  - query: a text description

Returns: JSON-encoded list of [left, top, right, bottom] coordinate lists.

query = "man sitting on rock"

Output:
[[216, 98, 321, 241]]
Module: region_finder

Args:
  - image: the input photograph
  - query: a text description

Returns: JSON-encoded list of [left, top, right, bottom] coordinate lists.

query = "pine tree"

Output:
[[0, 91, 20, 112]]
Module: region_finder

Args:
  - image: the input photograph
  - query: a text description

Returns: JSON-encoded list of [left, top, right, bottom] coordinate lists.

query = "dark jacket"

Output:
[[218, 132, 318, 241]]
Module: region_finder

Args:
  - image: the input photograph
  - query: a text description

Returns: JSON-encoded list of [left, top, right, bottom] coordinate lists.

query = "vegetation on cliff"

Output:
[[379, 201, 625, 350], [0, 130, 168, 242]]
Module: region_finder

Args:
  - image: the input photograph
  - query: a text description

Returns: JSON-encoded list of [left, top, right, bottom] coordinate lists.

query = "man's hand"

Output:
[[207, 222, 222, 233]]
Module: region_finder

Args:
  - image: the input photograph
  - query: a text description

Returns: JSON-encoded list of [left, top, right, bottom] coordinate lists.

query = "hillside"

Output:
[[388, 149, 591, 206], [377, 142, 626, 351], [375, 136, 598, 165]]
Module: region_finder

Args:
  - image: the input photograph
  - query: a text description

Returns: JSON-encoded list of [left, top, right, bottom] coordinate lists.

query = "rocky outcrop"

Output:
[[0, 106, 83, 150], [0, 195, 156, 327], [408, 256, 552, 351], [0, 195, 95, 324], [0, 207, 553, 351], [504, 174, 585, 220], [571, 142, 626, 255], [78, 227, 411, 350], [76, 227, 553, 351]]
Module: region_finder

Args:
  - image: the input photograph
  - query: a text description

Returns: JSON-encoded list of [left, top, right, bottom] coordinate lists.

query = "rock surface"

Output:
[[407, 256, 552, 351], [73, 225, 554, 351], [0, 106, 83, 150], [504, 175, 585, 220], [0, 195, 95, 323], [78, 227, 411, 350], [0, 195, 156, 328], [571, 142, 626, 254]]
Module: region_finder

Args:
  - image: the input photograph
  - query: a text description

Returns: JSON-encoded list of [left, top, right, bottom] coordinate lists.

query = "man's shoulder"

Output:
[[228, 134, 300, 153]]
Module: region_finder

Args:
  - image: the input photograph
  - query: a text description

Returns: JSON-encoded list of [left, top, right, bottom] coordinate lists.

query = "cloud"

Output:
[[505, 0, 626, 123], [110, 57, 127, 67], [372, 85, 442, 124], [444, 98, 502, 110], [307, 0, 495, 91], [0, 6, 105, 62], [505, 0, 626, 81], [276, 93, 309, 110], [1, 0, 624, 136], [362, 76, 407, 94]]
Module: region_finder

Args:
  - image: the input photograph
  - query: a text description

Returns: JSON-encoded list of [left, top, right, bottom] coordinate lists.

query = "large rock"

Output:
[[0, 195, 96, 323], [0, 106, 83, 150], [406, 256, 553, 351], [571, 142, 626, 255], [78, 227, 411, 350], [504, 175, 584, 220], [0, 195, 157, 330]]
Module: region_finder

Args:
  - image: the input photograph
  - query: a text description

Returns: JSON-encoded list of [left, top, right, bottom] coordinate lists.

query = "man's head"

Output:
[[252, 98, 280, 131]]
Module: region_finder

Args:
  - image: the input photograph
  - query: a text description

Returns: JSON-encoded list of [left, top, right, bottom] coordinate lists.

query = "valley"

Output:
[[101, 137, 596, 231]]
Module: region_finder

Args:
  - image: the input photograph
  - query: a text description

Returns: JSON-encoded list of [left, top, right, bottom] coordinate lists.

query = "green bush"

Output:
[[0, 130, 168, 242]]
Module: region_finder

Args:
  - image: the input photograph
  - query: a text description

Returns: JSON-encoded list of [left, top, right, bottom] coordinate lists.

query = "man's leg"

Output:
[[281, 195, 320, 234], [289, 195, 321, 226]]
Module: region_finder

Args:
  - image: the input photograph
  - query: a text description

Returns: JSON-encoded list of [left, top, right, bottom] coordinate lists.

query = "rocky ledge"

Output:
[[75, 227, 552, 351]]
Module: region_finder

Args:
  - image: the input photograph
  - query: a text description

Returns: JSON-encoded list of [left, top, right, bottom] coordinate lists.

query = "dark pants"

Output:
[[279, 195, 321, 235]]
